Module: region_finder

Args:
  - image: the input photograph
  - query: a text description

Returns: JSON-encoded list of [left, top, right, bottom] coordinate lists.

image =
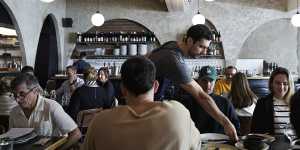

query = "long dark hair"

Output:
[[229, 72, 257, 109]]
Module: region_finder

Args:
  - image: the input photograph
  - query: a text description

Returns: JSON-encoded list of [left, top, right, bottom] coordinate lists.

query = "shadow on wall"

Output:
[[239, 18, 298, 74], [67, 0, 168, 12], [218, 0, 286, 11]]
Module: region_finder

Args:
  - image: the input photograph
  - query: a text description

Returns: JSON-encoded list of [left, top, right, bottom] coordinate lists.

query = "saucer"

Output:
[[242, 133, 275, 143], [200, 133, 229, 143], [235, 141, 269, 150], [202, 143, 238, 150]]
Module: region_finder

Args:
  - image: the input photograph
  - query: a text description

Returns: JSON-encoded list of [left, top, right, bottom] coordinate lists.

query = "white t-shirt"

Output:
[[9, 95, 77, 136], [235, 102, 256, 117]]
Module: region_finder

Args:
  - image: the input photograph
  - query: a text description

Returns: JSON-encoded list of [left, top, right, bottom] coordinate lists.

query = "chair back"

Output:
[[238, 116, 252, 135], [77, 108, 103, 128], [0, 115, 9, 134], [239, 116, 252, 136], [77, 108, 103, 141]]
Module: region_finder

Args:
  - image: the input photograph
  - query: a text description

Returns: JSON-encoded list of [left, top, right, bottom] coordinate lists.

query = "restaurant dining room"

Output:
[[1, 0, 300, 149]]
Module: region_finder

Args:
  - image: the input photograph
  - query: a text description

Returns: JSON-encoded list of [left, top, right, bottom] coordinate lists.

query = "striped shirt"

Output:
[[273, 97, 295, 137]]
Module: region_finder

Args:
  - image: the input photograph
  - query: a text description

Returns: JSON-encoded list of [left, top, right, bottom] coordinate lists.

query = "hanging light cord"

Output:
[[197, 0, 200, 13], [297, 0, 299, 14]]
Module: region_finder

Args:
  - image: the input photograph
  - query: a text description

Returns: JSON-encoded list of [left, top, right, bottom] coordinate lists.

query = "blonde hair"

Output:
[[83, 67, 97, 81], [269, 67, 294, 104]]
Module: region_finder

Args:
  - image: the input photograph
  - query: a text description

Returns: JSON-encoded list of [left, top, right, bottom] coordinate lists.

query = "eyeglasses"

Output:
[[13, 87, 37, 100]]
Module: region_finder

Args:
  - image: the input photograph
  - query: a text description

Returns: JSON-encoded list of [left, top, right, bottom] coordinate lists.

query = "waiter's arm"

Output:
[[180, 79, 238, 141]]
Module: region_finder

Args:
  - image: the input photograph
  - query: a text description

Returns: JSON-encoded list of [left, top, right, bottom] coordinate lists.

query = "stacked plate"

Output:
[[0, 128, 37, 145], [200, 133, 229, 144]]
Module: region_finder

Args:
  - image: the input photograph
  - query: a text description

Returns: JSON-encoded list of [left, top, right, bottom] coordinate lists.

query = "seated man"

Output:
[[83, 57, 201, 150], [191, 66, 240, 134], [73, 52, 91, 74], [56, 65, 84, 106], [9, 73, 81, 150], [214, 66, 237, 96]]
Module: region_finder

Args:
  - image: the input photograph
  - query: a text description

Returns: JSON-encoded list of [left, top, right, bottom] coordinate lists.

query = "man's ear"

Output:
[[187, 37, 194, 45], [153, 80, 159, 94]]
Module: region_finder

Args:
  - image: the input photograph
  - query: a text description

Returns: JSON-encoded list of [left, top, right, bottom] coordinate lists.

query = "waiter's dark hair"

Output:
[[21, 65, 34, 75], [185, 24, 212, 43], [121, 57, 156, 96]]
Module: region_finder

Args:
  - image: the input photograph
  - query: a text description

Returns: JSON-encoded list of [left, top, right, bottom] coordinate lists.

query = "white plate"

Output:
[[200, 133, 229, 143], [202, 143, 238, 150], [235, 141, 269, 150]]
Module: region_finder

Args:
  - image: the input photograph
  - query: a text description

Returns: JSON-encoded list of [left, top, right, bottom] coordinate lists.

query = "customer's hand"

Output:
[[223, 119, 239, 142]]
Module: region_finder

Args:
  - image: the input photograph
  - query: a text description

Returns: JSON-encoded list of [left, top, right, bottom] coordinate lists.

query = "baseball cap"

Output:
[[198, 66, 217, 81]]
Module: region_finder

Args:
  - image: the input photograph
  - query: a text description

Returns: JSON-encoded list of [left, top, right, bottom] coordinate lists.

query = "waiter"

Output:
[[149, 24, 238, 141]]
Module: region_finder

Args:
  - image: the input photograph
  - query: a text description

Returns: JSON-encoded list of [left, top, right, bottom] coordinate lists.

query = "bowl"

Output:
[[243, 136, 265, 150]]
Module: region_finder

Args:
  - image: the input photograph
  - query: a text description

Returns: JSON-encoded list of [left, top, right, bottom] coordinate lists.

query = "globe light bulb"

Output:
[[291, 12, 300, 27], [192, 12, 205, 25], [91, 11, 105, 27], [40, 0, 55, 3]]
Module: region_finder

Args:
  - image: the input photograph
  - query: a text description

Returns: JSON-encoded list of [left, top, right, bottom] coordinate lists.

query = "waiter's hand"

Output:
[[223, 119, 239, 142]]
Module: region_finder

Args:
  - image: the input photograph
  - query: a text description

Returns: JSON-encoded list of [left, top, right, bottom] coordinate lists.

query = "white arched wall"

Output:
[[2, 0, 66, 70], [240, 18, 298, 73]]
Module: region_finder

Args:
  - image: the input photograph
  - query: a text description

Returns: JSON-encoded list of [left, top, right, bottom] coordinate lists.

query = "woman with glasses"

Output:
[[251, 67, 294, 135]]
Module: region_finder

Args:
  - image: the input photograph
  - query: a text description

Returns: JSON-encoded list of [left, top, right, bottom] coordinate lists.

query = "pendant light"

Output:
[[291, 0, 300, 27], [192, 0, 205, 25], [40, 0, 55, 3], [91, 0, 105, 26]]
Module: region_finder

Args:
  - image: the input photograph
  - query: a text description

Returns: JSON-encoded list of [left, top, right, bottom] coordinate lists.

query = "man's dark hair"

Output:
[[290, 90, 300, 137], [11, 73, 40, 91], [66, 65, 77, 71], [226, 66, 237, 72], [121, 57, 156, 96], [186, 24, 212, 43], [21, 66, 34, 74]]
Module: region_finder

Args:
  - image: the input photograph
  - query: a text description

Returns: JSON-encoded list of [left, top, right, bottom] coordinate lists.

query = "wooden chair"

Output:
[[238, 116, 252, 136], [0, 115, 9, 134], [76, 108, 103, 141]]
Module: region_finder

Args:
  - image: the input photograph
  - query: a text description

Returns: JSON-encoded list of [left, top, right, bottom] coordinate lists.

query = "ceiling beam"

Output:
[[164, 0, 185, 12]]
